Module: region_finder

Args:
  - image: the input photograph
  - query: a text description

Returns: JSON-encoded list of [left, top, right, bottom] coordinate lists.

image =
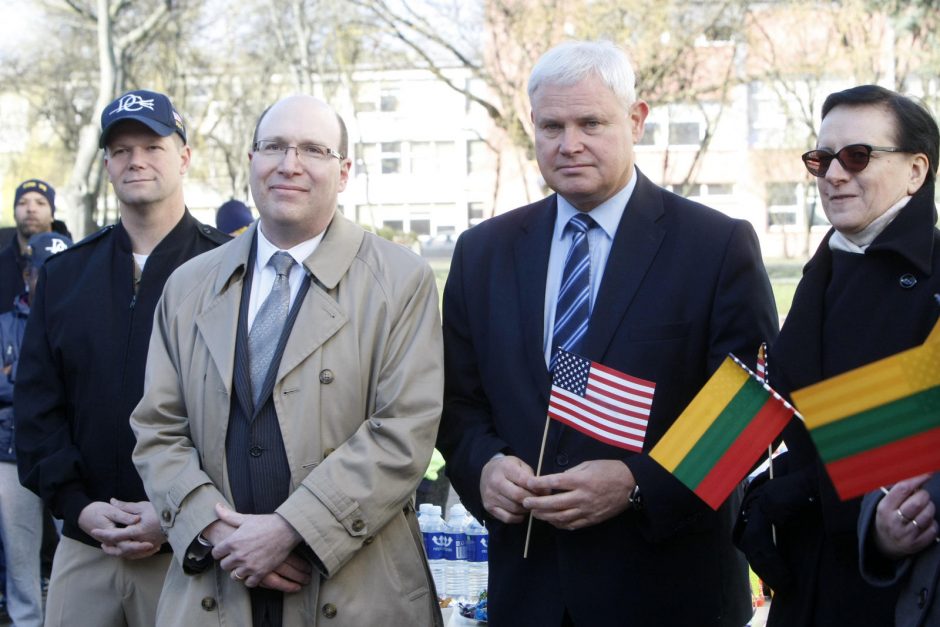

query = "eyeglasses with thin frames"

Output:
[[253, 140, 344, 162], [801, 143, 909, 177]]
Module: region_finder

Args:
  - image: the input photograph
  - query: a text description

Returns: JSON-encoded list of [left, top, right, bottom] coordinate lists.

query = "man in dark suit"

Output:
[[437, 40, 778, 626]]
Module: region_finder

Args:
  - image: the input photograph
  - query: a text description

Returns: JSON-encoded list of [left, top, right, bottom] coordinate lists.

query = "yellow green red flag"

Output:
[[650, 355, 794, 510], [792, 330, 940, 501]]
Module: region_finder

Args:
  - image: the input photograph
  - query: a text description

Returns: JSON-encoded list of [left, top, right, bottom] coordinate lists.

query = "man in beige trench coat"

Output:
[[131, 95, 444, 627]]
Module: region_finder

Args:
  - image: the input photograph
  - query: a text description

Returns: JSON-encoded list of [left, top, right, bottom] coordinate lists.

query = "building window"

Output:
[[383, 220, 404, 232], [767, 182, 798, 226], [410, 218, 431, 235], [706, 183, 733, 195], [379, 88, 399, 112], [669, 122, 700, 146], [468, 202, 486, 223], [381, 142, 401, 174], [636, 123, 657, 146], [410, 141, 456, 176], [467, 139, 489, 173]]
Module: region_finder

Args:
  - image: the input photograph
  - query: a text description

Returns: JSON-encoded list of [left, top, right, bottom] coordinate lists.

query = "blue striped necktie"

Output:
[[550, 212, 596, 371]]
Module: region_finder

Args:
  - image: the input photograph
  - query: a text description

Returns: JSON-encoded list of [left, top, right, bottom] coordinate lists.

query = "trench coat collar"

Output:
[[212, 211, 365, 295]]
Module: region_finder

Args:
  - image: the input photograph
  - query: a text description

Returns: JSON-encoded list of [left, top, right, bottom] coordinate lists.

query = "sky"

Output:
[[0, 0, 43, 61]]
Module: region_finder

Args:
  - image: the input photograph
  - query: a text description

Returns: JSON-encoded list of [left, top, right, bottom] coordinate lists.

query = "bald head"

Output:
[[252, 95, 348, 158], [248, 94, 352, 249]]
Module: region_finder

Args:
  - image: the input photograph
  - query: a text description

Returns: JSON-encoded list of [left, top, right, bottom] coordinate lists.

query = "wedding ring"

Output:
[[896, 508, 912, 524], [910, 518, 921, 529], [232, 570, 245, 581]]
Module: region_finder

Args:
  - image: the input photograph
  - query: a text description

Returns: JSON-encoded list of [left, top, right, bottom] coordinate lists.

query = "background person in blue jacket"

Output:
[[0, 232, 71, 627]]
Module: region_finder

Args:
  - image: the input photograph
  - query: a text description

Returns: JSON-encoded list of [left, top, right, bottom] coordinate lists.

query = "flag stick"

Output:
[[768, 443, 777, 546], [523, 413, 552, 558]]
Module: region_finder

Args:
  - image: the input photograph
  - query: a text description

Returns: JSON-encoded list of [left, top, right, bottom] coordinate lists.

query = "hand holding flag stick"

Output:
[[523, 351, 655, 557]]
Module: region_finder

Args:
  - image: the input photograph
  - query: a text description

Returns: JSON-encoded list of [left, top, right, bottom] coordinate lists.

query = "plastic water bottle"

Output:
[[465, 516, 488, 600], [419, 504, 447, 599], [444, 503, 471, 600]]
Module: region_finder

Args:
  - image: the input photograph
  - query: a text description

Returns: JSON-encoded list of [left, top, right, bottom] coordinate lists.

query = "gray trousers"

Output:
[[0, 461, 43, 627]]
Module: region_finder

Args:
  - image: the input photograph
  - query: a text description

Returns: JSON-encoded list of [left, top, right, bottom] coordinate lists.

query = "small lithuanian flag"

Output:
[[650, 355, 795, 510], [792, 329, 940, 501]]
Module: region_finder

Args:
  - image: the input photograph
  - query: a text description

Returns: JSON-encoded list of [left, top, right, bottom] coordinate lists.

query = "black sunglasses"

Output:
[[801, 143, 909, 177]]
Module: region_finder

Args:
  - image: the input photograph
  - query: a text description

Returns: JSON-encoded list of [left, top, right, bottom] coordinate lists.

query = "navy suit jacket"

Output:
[[438, 170, 778, 626]]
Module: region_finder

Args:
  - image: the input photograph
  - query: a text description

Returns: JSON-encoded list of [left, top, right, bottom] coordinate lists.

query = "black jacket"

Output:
[[737, 182, 940, 627], [15, 211, 228, 546], [0, 240, 26, 314]]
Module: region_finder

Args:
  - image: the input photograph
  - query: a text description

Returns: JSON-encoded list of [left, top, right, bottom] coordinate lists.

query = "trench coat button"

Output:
[[555, 453, 569, 467], [319, 369, 334, 384], [363, 535, 375, 545], [351, 519, 365, 532], [201, 597, 217, 611], [324, 447, 336, 457], [322, 603, 338, 618], [900, 273, 917, 289], [249, 445, 263, 457], [918, 587, 928, 608], [161, 509, 171, 523]]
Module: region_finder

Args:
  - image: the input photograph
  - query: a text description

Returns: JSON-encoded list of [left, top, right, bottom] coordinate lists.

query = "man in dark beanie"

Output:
[[14, 89, 228, 627], [216, 199, 254, 236], [0, 231, 72, 627], [0, 179, 55, 314]]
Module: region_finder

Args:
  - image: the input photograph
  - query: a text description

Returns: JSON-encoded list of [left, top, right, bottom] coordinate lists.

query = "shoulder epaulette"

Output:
[[195, 222, 232, 246], [68, 224, 116, 252]]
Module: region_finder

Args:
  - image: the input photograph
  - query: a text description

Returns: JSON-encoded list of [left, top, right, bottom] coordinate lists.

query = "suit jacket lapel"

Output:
[[583, 171, 666, 362], [514, 197, 556, 400]]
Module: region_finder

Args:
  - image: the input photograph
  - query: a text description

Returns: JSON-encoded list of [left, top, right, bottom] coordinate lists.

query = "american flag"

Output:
[[548, 350, 656, 452], [756, 342, 768, 382]]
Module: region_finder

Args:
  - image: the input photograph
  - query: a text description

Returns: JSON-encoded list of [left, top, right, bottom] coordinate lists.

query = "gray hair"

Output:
[[528, 40, 637, 110]]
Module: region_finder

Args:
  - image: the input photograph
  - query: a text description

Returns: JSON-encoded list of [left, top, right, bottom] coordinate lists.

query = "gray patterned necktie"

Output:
[[248, 251, 295, 405]]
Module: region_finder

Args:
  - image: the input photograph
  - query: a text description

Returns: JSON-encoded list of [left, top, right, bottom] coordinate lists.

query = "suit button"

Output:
[[201, 597, 217, 611], [363, 535, 374, 545], [319, 369, 334, 384], [321, 603, 338, 618], [162, 509, 171, 523], [249, 445, 263, 457], [351, 519, 365, 532], [900, 273, 917, 289], [918, 587, 928, 608], [323, 447, 335, 457], [555, 453, 569, 467]]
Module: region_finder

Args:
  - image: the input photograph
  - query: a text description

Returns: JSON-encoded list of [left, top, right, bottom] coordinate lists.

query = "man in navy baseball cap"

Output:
[[98, 89, 187, 148], [16, 85, 228, 627]]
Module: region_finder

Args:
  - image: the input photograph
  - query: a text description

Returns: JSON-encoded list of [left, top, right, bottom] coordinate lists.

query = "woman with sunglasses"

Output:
[[735, 85, 940, 627]]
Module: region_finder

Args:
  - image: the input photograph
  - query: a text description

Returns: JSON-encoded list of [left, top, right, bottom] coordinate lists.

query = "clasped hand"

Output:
[[81, 498, 166, 559], [206, 503, 312, 593], [480, 455, 635, 530]]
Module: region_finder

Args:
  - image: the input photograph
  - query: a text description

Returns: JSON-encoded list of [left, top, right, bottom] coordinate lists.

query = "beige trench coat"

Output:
[[131, 215, 444, 626]]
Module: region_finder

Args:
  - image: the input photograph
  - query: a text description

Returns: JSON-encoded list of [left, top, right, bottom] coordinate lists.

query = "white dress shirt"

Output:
[[542, 166, 638, 366], [247, 225, 324, 331]]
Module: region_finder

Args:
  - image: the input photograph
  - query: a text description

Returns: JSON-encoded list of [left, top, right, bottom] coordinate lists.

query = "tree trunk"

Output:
[[62, 0, 117, 239]]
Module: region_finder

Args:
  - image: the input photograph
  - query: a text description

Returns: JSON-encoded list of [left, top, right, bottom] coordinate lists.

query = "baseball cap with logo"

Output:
[[99, 89, 187, 148], [27, 232, 73, 268]]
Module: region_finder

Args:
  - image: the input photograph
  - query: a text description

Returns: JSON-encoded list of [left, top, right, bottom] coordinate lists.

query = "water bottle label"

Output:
[[443, 532, 466, 561], [467, 535, 488, 562], [424, 531, 448, 560]]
